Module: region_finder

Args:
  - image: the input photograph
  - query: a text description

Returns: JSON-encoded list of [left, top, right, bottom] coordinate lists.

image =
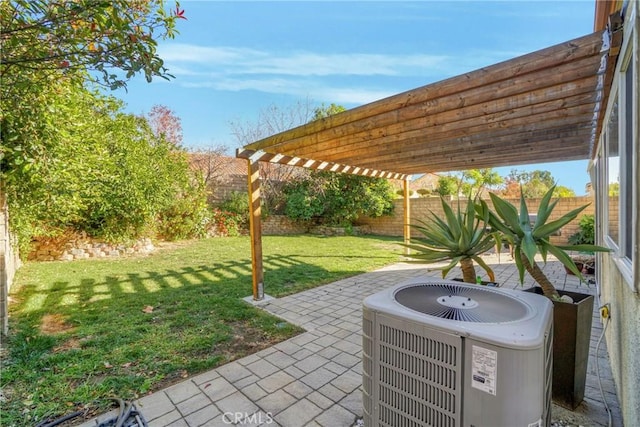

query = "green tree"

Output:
[[609, 182, 620, 196], [436, 175, 458, 196], [313, 103, 346, 120], [553, 185, 576, 198], [505, 169, 557, 198], [0, 0, 183, 91], [1, 0, 191, 252], [460, 168, 504, 197], [1, 0, 184, 183]]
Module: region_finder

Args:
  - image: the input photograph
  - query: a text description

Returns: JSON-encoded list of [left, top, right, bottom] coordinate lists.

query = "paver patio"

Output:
[[78, 254, 623, 426]]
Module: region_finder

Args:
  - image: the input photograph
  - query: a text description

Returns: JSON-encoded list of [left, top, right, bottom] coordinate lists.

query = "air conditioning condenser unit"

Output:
[[362, 278, 553, 427]]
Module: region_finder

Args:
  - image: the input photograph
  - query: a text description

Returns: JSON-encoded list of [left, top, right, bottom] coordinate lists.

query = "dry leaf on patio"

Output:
[[142, 306, 154, 313]]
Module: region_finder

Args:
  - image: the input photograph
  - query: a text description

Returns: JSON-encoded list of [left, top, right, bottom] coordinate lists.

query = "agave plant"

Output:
[[477, 186, 610, 299], [405, 196, 496, 283]]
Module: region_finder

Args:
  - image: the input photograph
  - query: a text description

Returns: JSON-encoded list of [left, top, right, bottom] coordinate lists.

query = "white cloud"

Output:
[[158, 42, 528, 105], [180, 76, 394, 106], [159, 43, 449, 77], [158, 44, 265, 64]]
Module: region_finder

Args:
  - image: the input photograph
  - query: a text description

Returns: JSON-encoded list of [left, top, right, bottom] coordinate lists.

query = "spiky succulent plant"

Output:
[[405, 196, 496, 284], [477, 186, 610, 299]]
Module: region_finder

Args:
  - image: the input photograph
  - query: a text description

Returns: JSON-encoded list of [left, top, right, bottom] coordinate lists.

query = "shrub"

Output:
[[568, 214, 595, 245], [283, 171, 395, 226], [395, 189, 414, 197], [219, 191, 249, 226], [157, 178, 211, 241], [2, 82, 205, 252], [211, 209, 244, 237]]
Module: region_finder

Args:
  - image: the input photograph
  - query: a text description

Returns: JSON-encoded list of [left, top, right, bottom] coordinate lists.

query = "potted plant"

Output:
[[476, 186, 610, 409], [404, 196, 497, 284]]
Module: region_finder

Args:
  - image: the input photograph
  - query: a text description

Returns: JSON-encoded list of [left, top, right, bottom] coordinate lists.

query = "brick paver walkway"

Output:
[[78, 254, 623, 426]]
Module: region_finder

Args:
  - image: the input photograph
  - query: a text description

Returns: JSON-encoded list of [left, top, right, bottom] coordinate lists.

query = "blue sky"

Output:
[[118, 1, 597, 194]]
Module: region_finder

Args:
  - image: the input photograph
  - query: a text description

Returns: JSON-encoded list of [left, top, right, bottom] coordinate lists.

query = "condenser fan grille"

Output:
[[394, 282, 529, 323]]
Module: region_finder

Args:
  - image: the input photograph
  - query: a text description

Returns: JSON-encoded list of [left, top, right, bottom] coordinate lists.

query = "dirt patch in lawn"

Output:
[[216, 320, 284, 360], [40, 313, 75, 335]]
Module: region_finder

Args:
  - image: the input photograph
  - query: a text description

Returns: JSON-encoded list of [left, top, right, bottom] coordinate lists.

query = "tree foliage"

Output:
[[283, 171, 395, 226], [1, 0, 184, 182], [312, 103, 346, 120], [500, 169, 577, 198], [567, 214, 595, 246], [436, 175, 458, 196], [3, 81, 203, 252], [0, 0, 184, 92], [0, 0, 198, 253], [459, 168, 503, 197], [147, 104, 183, 146]]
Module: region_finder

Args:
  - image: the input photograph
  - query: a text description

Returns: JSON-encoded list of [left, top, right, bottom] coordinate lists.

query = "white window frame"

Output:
[[596, 2, 638, 292]]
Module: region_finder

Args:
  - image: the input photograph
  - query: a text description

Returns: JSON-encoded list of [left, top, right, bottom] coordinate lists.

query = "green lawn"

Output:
[[0, 235, 402, 426]]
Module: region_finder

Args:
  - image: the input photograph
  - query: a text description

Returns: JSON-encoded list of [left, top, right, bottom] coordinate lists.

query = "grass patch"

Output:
[[1, 235, 402, 425]]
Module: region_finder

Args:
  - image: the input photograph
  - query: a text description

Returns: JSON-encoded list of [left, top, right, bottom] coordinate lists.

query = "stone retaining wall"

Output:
[[263, 215, 309, 235], [309, 225, 372, 236], [28, 235, 155, 262]]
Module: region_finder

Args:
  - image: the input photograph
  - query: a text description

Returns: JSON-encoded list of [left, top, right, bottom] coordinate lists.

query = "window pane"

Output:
[[607, 98, 619, 244]]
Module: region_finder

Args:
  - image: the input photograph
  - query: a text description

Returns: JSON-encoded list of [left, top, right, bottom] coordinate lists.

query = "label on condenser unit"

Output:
[[471, 345, 497, 395]]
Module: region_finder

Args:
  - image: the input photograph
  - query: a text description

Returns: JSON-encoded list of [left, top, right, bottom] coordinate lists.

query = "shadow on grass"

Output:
[[2, 235, 402, 425]]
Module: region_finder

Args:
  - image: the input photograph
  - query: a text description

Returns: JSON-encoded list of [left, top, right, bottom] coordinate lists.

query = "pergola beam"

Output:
[[237, 149, 408, 180], [245, 31, 606, 154]]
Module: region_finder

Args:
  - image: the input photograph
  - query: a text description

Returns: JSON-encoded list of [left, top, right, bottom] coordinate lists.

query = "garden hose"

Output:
[[35, 411, 84, 427], [34, 398, 147, 427]]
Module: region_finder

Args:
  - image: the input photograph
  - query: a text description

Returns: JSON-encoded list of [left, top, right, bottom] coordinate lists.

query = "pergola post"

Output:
[[403, 177, 411, 255], [246, 157, 264, 300]]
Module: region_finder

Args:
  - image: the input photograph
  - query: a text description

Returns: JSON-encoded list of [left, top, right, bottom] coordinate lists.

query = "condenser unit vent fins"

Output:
[[376, 323, 460, 426], [394, 282, 529, 322]]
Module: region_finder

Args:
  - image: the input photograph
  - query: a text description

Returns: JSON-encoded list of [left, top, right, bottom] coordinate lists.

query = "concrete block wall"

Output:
[[358, 196, 598, 244]]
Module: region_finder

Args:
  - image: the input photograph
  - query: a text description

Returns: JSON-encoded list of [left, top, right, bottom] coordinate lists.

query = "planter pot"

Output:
[[565, 255, 596, 275], [524, 287, 594, 409]]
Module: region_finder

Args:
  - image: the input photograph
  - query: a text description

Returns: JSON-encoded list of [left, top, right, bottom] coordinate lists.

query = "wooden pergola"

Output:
[[237, 29, 619, 300]]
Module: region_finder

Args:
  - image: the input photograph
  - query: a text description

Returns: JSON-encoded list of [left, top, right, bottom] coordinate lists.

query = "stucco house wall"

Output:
[[590, 0, 640, 423]]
